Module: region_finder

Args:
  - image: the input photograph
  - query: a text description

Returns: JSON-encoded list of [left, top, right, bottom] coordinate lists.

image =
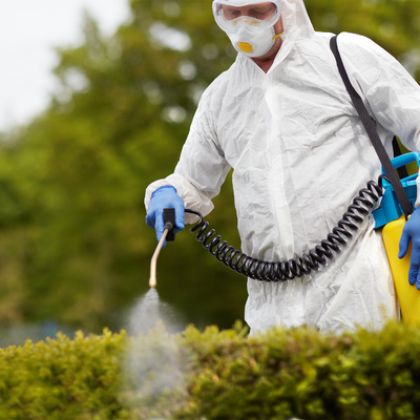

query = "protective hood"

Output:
[[279, 0, 315, 41], [214, 0, 278, 5], [213, 0, 315, 45]]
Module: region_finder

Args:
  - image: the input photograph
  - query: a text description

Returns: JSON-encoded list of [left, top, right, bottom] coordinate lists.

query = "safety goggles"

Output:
[[213, 1, 281, 33]]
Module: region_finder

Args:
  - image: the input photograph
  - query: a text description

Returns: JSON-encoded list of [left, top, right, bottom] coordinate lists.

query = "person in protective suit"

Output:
[[145, 0, 420, 334]]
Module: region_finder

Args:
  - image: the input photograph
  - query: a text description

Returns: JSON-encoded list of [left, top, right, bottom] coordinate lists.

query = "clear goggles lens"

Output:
[[213, 2, 279, 31]]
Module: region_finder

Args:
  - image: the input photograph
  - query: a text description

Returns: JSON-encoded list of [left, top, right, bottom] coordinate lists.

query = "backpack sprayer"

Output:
[[372, 152, 420, 325]]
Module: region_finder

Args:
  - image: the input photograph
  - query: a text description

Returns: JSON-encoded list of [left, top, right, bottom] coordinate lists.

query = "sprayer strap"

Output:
[[330, 35, 413, 217]]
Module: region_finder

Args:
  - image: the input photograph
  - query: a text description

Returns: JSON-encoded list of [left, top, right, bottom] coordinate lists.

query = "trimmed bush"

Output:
[[0, 330, 128, 419], [180, 323, 420, 419], [1, 323, 420, 419]]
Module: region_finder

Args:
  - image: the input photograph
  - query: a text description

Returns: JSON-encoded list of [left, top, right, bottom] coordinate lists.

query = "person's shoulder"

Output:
[[307, 31, 382, 53], [336, 32, 392, 60], [338, 32, 380, 48], [206, 70, 231, 93], [199, 64, 235, 104]]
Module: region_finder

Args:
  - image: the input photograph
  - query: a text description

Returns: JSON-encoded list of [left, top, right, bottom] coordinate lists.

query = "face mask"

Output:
[[225, 16, 280, 58]]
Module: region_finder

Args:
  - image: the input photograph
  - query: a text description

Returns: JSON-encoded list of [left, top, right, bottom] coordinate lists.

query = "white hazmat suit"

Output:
[[145, 0, 420, 334]]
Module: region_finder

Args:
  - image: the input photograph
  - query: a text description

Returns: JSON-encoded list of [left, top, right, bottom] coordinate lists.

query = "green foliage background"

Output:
[[0, 0, 418, 332]]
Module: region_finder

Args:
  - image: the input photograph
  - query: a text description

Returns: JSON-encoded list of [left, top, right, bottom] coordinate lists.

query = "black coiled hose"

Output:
[[185, 179, 383, 282]]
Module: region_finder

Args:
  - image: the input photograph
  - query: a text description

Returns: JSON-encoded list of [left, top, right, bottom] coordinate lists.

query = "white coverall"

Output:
[[145, 0, 420, 334]]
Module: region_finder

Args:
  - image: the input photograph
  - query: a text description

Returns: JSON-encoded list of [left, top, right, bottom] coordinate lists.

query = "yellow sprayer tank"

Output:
[[382, 215, 420, 325]]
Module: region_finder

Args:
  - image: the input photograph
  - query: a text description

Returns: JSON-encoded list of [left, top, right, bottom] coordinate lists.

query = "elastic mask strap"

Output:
[[273, 32, 282, 41]]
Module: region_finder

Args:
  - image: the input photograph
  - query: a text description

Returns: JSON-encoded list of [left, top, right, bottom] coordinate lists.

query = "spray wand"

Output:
[[148, 208, 176, 288]]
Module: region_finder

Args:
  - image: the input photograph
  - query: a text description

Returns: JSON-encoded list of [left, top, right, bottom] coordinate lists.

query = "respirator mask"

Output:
[[212, 0, 282, 58]]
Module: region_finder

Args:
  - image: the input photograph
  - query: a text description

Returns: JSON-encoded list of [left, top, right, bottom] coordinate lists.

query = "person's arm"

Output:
[[145, 87, 231, 225]]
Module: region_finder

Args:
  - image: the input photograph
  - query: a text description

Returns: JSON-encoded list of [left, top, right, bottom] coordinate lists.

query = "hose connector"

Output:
[[163, 208, 176, 241]]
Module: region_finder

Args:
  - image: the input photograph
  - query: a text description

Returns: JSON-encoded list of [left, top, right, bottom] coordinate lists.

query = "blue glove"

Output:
[[146, 186, 185, 242], [399, 207, 420, 290]]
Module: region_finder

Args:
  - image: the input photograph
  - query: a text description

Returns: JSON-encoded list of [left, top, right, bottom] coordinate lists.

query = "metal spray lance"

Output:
[[148, 208, 176, 288]]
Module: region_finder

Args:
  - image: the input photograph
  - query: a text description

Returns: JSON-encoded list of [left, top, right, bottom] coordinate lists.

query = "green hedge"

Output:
[[0, 330, 128, 419], [1, 323, 420, 419], [181, 323, 420, 419]]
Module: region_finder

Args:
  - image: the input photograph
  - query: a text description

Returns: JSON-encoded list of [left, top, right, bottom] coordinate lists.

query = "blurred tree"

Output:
[[0, 0, 418, 332]]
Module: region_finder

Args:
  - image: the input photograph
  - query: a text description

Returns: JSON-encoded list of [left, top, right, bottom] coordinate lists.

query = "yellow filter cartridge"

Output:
[[237, 42, 253, 53], [382, 215, 420, 325]]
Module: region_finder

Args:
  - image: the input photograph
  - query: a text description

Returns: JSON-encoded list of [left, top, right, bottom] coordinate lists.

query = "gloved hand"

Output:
[[146, 186, 185, 242], [399, 207, 420, 290]]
